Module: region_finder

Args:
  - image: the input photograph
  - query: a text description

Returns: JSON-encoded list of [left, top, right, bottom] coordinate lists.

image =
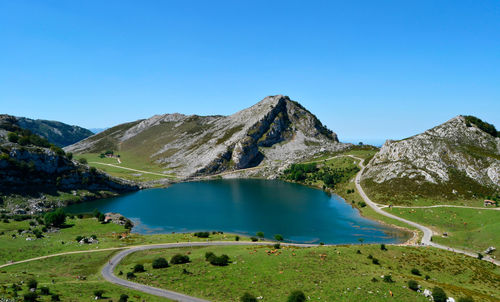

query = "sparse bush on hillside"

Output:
[[380, 244, 387, 251], [78, 158, 88, 164], [464, 115, 498, 137], [171, 254, 190, 264], [40, 286, 50, 295], [408, 280, 419, 291], [457, 296, 474, 302], [152, 257, 169, 269], [411, 268, 421, 276], [274, 243, 281, 249], [382, 275, 393, 283], [240, 292, 258, 302], [27, 279, 38, 289], [93, 290, 104, 299], [133, 264, 145, 273], [207, 254, 230, 266], [44, 208, 66, 227], [119, 294, 129, 302], [432, 287, 447, 302], [23, 292, 38, 302], [287, 290, 306, 302], [126, 272, 135, 279], [194, 231, 210, 238]]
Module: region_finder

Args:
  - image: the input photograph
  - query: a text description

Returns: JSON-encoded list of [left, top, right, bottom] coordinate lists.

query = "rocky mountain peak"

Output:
[[362, 115, 499, 203], [66, 95, 345, 178]]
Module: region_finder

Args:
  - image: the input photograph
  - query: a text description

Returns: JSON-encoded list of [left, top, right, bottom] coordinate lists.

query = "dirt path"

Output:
[[385, 204, 500, 211], [90, 162, 176, 178]]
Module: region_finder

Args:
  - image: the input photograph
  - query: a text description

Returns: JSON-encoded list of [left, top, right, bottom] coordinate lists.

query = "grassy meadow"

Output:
[[384, 207, 500, 257], [0, 251, 170, 301], [0, 216, 249, 264], [115, 244, 500, 302], [75, 152, 175, 182]]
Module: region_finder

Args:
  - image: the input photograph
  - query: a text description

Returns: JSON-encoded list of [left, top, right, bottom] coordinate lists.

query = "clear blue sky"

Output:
[[1, 1, 499, 142]]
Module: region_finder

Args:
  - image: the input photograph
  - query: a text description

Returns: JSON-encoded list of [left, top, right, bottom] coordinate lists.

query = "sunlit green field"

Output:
[[0, 217, 249, 264], [115, 244, 500, 302], [0, 251, 170, 301], [75, 152, 176, 181], [384, 207, 500, 256]]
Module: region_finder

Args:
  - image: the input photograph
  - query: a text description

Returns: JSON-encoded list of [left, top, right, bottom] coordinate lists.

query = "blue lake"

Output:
[[66, 179, 409, 244]]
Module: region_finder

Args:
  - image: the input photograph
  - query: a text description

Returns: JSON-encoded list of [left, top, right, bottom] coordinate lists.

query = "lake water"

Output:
[[66, 179, 409, 244]]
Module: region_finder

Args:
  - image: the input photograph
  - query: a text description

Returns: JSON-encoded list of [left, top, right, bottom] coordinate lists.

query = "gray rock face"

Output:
[[66, 95, 346, 178], [362, 116, 499, 200]]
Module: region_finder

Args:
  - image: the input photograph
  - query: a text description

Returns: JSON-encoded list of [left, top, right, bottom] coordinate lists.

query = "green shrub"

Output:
[[382, 275, 393, 283], [425, 274, 430, 280], [205, 253, 230, 266], [250, 236, 258, 242], [432, 287, 447, 302], [126, 272, 135, 279], [171, 254, 190, 264], [194, 231, 210, 238], [8, 132, 19, 143], [408, 280, 419, 291], [44, 209, 66, 227], [380, 244, 387, 251], [411, 268, 421, 276], [205, 252, 215, 261], [78, 158, 88, 164], [27, 279, 38, 289], [240, 292, 258, 302], [371, 277, 378, 282], [133, 264, 145, 273], [274, 243, 281, 249], [274, 234, 284, 241], [119, 294, 129, 302], [23, 292, 38, 302], [477, 253, 483, 260], [93, 290, 104, 299], [287, 290, 306, 302], [75, 235, 83, 242], [464, 115, 498, 137], [256, 231, 264, 238], [457, 296, 474, 302], [40, 286, 50, 295], [152, 257, 169, 269], [235, 235, 240, 241], [372, 258, 380, 265], [51, 294, 60, 301]]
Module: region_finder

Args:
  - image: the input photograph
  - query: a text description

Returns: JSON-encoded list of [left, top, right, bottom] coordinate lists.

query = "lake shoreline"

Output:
[[66, 179, 411, 245]]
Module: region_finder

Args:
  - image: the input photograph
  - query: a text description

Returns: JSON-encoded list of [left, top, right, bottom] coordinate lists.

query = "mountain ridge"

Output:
[[65, 95, 346, 178], [0, 115, 94, 147], [361, 115, 500, 204]]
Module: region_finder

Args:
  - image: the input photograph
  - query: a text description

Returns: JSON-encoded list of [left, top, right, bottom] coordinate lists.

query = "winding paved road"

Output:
[[350, 155, 499, 266], [102, 241, 317, 302]]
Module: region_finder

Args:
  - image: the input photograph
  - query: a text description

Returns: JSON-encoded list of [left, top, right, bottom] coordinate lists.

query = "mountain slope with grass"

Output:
[[362, 115, 500, 204], [1, 115, 94, 147], [0, 115, 138, 214], [65, 95, 347, 178]]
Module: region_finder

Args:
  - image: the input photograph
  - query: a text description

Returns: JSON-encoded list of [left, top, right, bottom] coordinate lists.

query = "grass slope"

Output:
[[384, 207, 500, 257], [0, 217, 249, 264], [0, 251, 169, 301], [115, 244, 500, 302]]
